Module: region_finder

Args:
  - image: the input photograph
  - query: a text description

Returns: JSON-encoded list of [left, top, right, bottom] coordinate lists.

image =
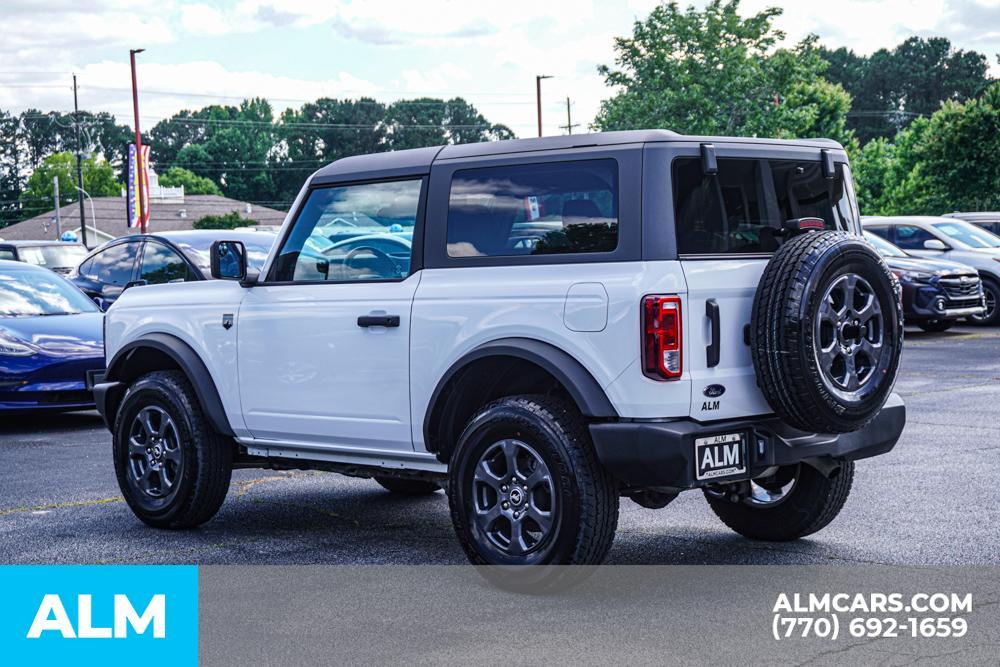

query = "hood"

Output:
[[882, 255, 977, 275], [0, 311, 103, 355]]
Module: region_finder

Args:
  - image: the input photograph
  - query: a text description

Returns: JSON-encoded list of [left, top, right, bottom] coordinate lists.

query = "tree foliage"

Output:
[[192, 211, 248, 230], [19, 151, 120, 219], [820, 37, 991, 143], [593, 0, 854, 146], [158, 166, 222, 195]]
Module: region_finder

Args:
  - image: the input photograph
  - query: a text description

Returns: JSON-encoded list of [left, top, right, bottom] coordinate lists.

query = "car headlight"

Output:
[[0, 334, 35, 356], [892, 270, 935, 283]]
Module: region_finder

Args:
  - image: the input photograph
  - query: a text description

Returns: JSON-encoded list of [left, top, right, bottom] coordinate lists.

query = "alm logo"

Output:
[[27, 594, 166, 639]]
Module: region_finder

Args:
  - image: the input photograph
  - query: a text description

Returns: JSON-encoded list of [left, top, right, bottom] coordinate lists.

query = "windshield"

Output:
[[0, 269, 99, 316], [18, 244, 88, 268], [175, 236, 275, 272], [932, 221, 1000, 248], [864, 232, 907, 257]]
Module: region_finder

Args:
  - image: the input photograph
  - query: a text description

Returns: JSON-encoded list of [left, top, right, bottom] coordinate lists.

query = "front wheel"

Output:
[[704, 461, 854, 541], [113, 370, 233, 529], [969, 278, 1000, 325], [448, 396, 619, 587]]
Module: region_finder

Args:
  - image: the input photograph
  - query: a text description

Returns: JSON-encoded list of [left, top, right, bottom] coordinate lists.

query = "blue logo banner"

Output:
[[0, 565, 198, 666]]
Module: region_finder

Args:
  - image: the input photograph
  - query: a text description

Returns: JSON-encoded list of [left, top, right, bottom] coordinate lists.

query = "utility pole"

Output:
[[52, 176, 61, 238], [72, 74, 88, 248], [130, 49, 146, 234], [535, 75, 552, 138], [559, 96, 579, 135]]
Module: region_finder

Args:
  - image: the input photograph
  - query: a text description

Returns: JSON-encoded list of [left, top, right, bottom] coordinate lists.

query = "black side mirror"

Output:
[[210, 240, 248, 281]]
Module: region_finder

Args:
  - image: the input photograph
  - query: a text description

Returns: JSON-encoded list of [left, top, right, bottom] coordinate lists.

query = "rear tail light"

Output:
[[642, 295, 682, 380]]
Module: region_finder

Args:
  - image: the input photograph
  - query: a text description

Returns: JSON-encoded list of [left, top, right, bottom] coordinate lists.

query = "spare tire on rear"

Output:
[[751, 231, 902, 434]]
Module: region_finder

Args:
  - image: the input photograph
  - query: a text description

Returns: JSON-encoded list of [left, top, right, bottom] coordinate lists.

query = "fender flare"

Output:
[[423, 337, 617, 449], [106, 332, 234, 437]]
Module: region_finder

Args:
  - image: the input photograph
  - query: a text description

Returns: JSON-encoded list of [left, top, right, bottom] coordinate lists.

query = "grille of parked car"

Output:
[[940, 275, 983, 303]]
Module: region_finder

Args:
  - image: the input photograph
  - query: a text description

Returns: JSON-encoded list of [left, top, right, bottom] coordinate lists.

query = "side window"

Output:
[[865, 226, 892, 243], [674, 157, 856, 255], [0, 248, 15, 261], [447, 159, 618, 257], [271, 179, 421, 283], [140, 242, 191, 284], [893, 225, 935, 250], [91, 242, 139, 285]]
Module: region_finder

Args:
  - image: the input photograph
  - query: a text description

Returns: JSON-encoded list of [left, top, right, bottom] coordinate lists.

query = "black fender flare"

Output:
[[423, 337, 617, 450], [106, 332, 234, 437]]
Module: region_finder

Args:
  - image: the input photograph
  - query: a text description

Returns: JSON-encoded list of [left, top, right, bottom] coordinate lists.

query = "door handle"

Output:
[[705, 299, 720, 368], [357, 314, 400, 328]]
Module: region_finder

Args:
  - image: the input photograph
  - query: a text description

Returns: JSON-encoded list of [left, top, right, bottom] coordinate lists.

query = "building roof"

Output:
[[0, 195, 288, 244]]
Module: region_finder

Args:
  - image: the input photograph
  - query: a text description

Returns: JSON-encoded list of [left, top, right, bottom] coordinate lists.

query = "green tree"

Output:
[[594, 1, 841, 141], [18, 151, 120, 219], [158, 166, 222, 195], [820, 37, 991, 143], [192, 210, 248, 230]]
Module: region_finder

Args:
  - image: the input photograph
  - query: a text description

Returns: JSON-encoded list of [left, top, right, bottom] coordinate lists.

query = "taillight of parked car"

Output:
[[642, 295, 682, 380]]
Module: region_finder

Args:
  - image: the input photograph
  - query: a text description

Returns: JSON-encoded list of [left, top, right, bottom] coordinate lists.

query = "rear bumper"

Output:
[[590, 393, 905, 489]]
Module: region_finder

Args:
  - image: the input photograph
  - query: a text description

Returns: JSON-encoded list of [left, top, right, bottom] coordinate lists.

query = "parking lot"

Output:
[[1, 324, 997, 566]]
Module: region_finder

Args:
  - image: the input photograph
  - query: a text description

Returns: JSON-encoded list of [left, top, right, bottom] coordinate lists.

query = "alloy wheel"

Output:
[[815, 274, 885, 399], [471, 439, 556, 557], [127, 406, 182, 499]]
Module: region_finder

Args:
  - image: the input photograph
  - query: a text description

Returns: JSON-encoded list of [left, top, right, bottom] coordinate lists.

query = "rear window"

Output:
[[673, 157, 857, 255], [447, 159, 618, 257]]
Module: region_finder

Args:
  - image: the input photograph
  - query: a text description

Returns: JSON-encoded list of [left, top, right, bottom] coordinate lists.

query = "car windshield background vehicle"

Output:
[[272, 179, 421, 282], [0, 269, 99, 317], [17, 244, 88, 268], [932, 222, 1000, 249], [673, 158, 856, 255], [864, 232, 907, 257], [446, 159, 619, 258]]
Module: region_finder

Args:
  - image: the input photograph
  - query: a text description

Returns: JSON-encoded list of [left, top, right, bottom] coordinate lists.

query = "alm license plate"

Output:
[[695, 432, 747, 481]]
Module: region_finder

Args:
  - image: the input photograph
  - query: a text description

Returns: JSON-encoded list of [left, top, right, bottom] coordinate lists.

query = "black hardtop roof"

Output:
[[310, 130, 845, 183]]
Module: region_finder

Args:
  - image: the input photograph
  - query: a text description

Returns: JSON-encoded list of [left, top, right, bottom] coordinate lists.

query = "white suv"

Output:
[[95, 131, 905, 578]]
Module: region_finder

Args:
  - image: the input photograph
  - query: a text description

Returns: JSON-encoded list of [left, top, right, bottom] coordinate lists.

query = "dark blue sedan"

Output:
[[0, 260, 104, 412]]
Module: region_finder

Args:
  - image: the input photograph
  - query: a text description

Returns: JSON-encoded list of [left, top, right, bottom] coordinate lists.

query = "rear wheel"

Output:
[[969, 278, 999, 325], [374, 476, 441, 495], [704, 461, 854, 541], [917, 320, 954, 333], [113, 370, 233, 529], [448, 395, 618, 590]]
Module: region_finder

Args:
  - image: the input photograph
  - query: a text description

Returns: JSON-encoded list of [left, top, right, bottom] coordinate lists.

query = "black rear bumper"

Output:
[[590, 393, 905, 489]]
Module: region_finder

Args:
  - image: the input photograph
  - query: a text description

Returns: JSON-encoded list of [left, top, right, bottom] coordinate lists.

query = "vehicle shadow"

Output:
[[0, 410, 104, 436]]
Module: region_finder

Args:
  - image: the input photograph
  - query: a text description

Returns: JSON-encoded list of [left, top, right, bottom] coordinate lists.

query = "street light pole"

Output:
[[536, 75, 552, 138], [72, 74, 88, 248], [130, 48, 146, 234]]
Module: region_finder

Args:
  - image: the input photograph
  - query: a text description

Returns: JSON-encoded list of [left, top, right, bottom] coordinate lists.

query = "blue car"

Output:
[[0, 260, 104, 412]]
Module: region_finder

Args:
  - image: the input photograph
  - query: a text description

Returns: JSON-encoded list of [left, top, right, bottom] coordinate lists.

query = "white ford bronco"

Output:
[[96, 131, 906, 573]]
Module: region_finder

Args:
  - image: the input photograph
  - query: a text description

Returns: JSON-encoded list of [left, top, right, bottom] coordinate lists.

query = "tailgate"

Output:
[[681, 259, 772, 421]]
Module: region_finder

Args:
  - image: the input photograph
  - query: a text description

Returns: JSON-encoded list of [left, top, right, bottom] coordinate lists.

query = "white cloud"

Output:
[[180, 4, 234, 35]]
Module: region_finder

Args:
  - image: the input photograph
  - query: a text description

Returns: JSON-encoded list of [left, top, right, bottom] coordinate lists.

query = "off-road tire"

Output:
[[705, 461, 854, 541], [374, 476, 441, 495], [751, 231, 903, 434], [448, 395, 618, 590], [917, 320, 954, 333], [113, 370, 233, 529], [969, 277, 1000, 326]]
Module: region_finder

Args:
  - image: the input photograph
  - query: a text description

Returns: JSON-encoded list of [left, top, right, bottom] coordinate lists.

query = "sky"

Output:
[[0, 0, 997, 138]]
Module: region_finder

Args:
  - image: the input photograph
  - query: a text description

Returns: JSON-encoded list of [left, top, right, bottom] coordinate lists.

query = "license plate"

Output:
[[695, 432, 747, 481]]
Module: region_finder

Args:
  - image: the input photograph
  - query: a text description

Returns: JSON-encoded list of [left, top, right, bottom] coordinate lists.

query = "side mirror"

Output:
[[123, 279, 148, 292], [210, 240, 248, 281], [923, 239, 949, 251]]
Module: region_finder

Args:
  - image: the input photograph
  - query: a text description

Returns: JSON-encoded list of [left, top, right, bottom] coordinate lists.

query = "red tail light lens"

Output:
[[642, 295, 682, 380]]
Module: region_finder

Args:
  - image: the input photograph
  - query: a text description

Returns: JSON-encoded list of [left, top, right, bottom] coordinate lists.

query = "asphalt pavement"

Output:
[[2, 325, 998, 566]]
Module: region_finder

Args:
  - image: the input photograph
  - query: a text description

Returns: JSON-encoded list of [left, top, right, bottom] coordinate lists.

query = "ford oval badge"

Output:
[[703, 384, 726, 398]]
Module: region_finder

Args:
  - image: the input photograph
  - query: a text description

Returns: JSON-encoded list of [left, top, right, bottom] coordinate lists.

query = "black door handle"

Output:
[[705, 299, 720, 368], [357, 314, 400, 328]]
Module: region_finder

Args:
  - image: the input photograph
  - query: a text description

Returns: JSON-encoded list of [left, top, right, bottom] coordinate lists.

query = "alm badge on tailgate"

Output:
[[695, 433, 747, 481]]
